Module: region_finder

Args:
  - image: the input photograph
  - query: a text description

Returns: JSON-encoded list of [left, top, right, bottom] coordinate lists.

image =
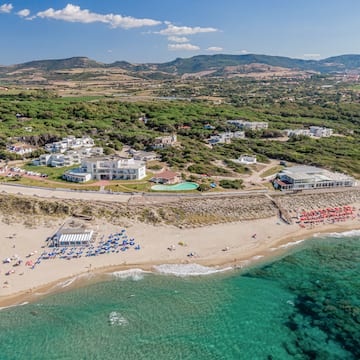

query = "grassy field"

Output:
[[105, 182, 152, 193], [0, 176, 100, 191], [21, 163, 79, 181], [260, 165, 285, 178]]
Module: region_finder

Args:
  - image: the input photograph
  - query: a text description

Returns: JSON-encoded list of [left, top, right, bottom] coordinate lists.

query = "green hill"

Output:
[[2, 53, 360, 76]]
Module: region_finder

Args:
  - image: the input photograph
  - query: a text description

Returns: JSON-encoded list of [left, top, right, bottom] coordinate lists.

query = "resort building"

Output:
[[235, 155, 257, 165], [45, 136, 95, 153], [284, 129, 311, 137], [153, 134, 177, 149], [309, 126, 333, 138], [150, 170, 180, 184], [62, 169, 92, 183], [273, 165, 355, 191], [207, 131, 245, 145], [7, 143, 36, 156], [63, 156, 146, 183], [50, 227, 94, 247], [128, 149, 160, 162], [34, 147, 103, 167], [284, 127, 334, 138], [227, 120, 268, 131]]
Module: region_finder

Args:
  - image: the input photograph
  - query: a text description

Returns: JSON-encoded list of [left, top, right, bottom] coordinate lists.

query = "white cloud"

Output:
[[159, 23, 218, 36], [207, 46, 223, 52], [168, 36, 189, 43], [168, 43, 200, 51], [303, 53, 321, 59], [0, 3, 13, 13], [17, 9, 30, 17], [36, 3, 161, 29]]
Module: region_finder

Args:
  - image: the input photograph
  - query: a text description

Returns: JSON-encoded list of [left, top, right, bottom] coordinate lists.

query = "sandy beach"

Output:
[[1, 200, 359, 308]]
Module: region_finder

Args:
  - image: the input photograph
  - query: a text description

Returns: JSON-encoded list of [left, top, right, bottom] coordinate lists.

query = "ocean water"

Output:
[[0, 231, 359, 360]]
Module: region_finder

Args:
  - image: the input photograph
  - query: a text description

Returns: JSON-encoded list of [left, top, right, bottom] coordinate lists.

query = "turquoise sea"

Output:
[[0, 231, 359, 360]]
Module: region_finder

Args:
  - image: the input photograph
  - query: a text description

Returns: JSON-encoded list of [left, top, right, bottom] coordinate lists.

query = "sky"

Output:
[[1, 0, 360, 65]]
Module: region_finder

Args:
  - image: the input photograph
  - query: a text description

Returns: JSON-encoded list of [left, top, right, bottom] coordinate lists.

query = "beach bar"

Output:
[[51, 228, 94, 247], [273, 165, 355, 191]]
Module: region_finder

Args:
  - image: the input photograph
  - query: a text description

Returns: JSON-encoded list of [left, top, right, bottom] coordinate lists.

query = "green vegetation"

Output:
[[219, 179, 244, 189], [260, 165, 284, 178], [0, 72, 360, 181], [0, 176, 100, 191], [105, 182, 151, 193], [21, 163, 79, 181]]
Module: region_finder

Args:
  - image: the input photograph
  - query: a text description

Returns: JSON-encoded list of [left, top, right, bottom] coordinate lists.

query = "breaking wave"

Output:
[[153, 263, 232, 277]]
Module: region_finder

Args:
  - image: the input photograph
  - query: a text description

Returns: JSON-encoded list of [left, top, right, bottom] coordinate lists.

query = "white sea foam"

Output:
[[111, 268, 149, 281], [58, 273, 94, 288], [278, 239, 305, 249], [0, 302, 28, 311], [59, 277, 78, 288], [109, 311, 128, 326], [251, 255, 264, 261], [325, 229, 360, 238], [153, 263, 232, 277]]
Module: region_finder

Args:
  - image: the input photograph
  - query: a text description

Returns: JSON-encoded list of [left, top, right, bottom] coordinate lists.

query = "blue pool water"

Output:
[[151, 182, 199, 191]]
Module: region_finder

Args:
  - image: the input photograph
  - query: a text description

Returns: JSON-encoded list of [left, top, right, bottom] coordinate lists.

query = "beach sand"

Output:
[[1, 203, 359, 308]]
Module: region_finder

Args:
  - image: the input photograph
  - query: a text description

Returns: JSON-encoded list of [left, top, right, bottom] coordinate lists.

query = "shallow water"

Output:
[[0, 232, 359, 360]]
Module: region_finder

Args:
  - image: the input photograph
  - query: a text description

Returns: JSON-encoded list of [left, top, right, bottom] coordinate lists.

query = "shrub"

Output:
[[219, 179, 244, 189]]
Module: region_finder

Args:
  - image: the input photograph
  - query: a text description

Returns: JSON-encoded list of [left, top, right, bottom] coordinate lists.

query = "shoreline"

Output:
[[1, 212, 359, 308]]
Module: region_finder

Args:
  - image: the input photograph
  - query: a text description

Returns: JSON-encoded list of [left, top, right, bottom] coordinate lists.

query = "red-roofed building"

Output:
[[150, 170, 180, 184]]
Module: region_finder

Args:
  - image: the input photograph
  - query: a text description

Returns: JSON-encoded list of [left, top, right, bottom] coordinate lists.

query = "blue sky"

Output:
[[1, 0, 360, 65]]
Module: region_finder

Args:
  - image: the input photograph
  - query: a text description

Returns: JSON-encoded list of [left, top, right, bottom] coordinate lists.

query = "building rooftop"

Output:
[[152, 170, 178, 180], [279, 165, 353, 182]]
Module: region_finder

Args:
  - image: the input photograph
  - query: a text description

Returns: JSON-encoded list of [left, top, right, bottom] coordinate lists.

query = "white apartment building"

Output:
[[7, 143, 35, 156], [153, 134, 177, 149], [128, 149, 160, 162], [236, 155, 257, 165], [309, 126, 333, 137], [63, 156, 146, 182], [227, 120, 268, 130], [34, 147, 103, 167], [207, 131, 245, 145], [45, 136, 95, 153], [284, 129, 311, 137]]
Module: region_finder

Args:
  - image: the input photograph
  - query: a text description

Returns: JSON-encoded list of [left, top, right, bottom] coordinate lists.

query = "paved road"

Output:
[[0, 182, 269, 204], [0, 183, 132, 203]]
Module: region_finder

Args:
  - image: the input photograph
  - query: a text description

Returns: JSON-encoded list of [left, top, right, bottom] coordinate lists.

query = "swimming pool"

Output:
[[151, 182, 199, 191]]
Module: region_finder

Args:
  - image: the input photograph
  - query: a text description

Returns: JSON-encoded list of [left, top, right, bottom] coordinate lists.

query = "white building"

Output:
[[207, 131, 245, 145], [7, 143, 35, 156], [153, 134, 177, 149], [45, 136, 95, 153], [236, 155, 257, 165], [227, 120, 268, 130], [63, 156, 146, 183], [309, 126, 333, 137], [274, 165, 355, 191], [34, 147, 103, 167], [284, 129, 311, 137], [50, 227, 94, 247], [128, 149, 160, 162]]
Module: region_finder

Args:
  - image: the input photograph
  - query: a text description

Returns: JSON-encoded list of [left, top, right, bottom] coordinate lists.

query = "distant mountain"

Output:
[[153, 54, 316, 74], [319, 54, 360, 70], [149, 54, 360, 75], [2, 53, 360, 77], [1, 57, 104, 72]]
